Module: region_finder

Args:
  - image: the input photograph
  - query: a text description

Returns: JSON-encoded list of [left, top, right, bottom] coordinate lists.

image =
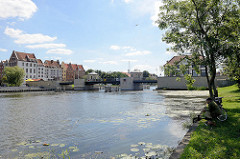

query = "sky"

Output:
[[0, 0, 175, 75]]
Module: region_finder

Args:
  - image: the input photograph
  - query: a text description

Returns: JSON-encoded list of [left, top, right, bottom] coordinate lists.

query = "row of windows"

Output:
[[22, 63, 36, 67], [26, 68, 36, 73]]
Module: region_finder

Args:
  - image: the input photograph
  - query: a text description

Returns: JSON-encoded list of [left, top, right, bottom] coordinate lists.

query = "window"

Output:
[[26, 75, 28, 78], [22, 63, 24, 66], [30, 63, 32, 67], [26, 63, 28, 67], [30, 75, 32, 78], [34, 69, 35, 73], [34, 64, 36, 67], [30, 69, 32, 73], [26, 68, 28, 73]]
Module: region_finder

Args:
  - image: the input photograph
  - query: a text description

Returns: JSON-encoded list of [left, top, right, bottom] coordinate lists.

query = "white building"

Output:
[[9, 50, 38, 81], [44, 60, 62, 81], [36, 59, 46, 80]]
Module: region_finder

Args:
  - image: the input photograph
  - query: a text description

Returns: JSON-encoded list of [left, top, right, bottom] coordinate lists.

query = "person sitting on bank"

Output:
[[193, 98, 222, 125], [203, 97, 222, 119]]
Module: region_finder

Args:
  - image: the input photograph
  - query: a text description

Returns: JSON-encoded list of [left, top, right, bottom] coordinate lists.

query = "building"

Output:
[[130, 69, 143, 80], [164, 55, 206, 77], [36, 59, 46, 80], [87, 72, 100, 81], [44, 60, 62, 81], [66, 63, 74, 81], [61, 62, 68, 81], [8, 50, 38, 80], [72, 64, 85, 79], [62, 62, 85, 81]]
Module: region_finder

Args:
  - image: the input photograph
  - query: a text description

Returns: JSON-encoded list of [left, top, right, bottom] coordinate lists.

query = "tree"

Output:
[[143, 70, 150, 78], [3, 66, 25, 86], [157, 0, 240, 98], [224, 53, 240, 89], [86, 69, 94, 74]]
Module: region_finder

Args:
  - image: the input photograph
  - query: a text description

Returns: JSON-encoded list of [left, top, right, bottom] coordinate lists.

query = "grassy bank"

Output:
[[180, 85, 240, 159]]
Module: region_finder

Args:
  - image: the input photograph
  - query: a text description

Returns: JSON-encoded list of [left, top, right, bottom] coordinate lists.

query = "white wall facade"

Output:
[[17, 61, 37, 81]]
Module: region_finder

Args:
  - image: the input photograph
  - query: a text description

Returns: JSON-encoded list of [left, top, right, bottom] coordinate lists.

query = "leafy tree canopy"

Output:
[[3, 66, 25, 86], [157, 0, 240, 97]]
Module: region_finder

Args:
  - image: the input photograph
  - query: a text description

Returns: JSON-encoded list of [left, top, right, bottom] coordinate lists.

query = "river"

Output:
[[0, 88, 208, 159]]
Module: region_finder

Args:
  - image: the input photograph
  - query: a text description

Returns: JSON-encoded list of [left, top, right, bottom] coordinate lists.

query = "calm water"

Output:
[[0, 88, 208, 159]]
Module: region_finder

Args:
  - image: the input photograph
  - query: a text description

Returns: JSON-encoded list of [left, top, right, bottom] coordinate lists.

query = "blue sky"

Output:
[[0, 0, 174, 75]]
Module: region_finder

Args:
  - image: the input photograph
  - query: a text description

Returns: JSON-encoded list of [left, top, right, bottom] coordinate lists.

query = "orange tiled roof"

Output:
[[44, 60, 61, 68], [37, 59, 44, 66], [164, 55, 186, 66], [14, 50, 37, 62]]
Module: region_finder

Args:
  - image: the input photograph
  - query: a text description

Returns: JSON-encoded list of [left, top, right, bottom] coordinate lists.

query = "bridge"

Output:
[[60, 78, 158, 91]]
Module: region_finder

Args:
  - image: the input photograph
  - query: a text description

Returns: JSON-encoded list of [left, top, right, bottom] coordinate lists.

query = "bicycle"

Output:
[[214, 97, 227, 121]]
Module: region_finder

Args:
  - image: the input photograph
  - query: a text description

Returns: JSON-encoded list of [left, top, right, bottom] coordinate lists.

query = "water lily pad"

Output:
[[16, 141, 27, 146], [72, 148, 79, 152], [130, 144, 138, 147], [51, 144, 59, 147], [11, 149, 18, 152], [143, 148, 151, 152], [59, 144, 65, 148], [130, 148, 139, 152], [145, 151, 157, 157], [138, 142, 145, 146], [69, 146, 76, 149]]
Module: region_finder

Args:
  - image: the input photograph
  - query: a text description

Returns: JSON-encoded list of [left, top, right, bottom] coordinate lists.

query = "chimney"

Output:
[[51, 60, 53, 63]]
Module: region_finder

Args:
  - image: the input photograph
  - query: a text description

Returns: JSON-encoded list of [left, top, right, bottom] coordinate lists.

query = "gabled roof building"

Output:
[[9, 50, 38, 80], [164, 55, 206, 77]]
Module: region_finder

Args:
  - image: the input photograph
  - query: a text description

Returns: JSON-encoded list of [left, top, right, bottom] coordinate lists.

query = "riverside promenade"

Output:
[[0, 87, 55, 93]]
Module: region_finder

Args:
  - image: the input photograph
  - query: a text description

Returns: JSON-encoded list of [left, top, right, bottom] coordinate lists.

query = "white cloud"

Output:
[[123, 0, 133, 3], [125, 50, 151, 56], [46, 49, 73, 55], [4, 27, 57, 44], [110, 45, 136, 51], [132, 64, 154, 71], [110, 45, 121, 50], [0, 0, 37, 20], [44, 56, 62, 60], [150, 1, 163, 26], [99, 61, 118, 65], [121, 59, 138, 62], [0, 48, 8, 52], [84, 60, 96, 63], [26, 43, 66, 49]]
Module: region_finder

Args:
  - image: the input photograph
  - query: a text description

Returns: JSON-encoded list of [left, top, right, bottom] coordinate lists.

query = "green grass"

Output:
[[180, 85, 240, 159]]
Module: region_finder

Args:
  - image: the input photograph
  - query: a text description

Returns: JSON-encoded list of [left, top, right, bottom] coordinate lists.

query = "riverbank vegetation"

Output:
[[1, 66, 25, 86], [180, 85, 240, 158]]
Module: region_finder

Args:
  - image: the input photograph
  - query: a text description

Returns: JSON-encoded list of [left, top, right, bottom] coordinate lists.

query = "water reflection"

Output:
[[0, 89, 208, 158]]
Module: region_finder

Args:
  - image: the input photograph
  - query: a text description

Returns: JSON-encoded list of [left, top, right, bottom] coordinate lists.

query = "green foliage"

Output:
[[184, 74, 196, 90], [95, 70, 128, 79], [3, 66, 25, 86], [224, 53, 240, 89], [143, 70, 150, 78], [179, 64, 187, 76], [176, 77, 181, 82], [157, 0, 240, 97], [164, 64, 178, 76], [85, 69, 94, 74], [181, 85, 240, 159]]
